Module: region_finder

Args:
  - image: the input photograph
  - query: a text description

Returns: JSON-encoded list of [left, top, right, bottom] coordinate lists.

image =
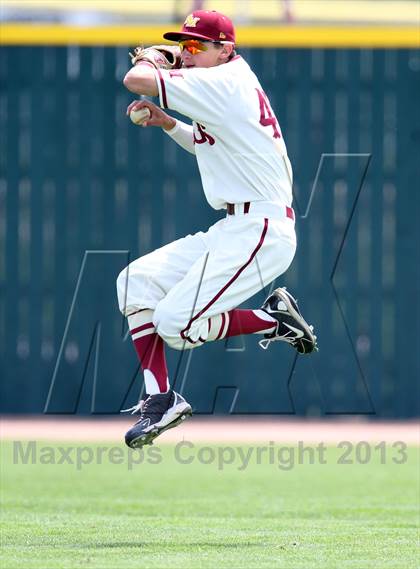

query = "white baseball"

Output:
[[130, 107, 151, 125]]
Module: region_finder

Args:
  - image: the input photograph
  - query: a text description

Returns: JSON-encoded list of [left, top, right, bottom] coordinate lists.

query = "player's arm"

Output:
[[123, 63, 159, 97], [126, 99, 196, 155], [164, 120, 196, 155], [124, 44, 181, 96], [155, 66, 229, 126]]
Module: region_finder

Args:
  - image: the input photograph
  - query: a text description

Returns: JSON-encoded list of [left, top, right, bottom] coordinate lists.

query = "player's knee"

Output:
[[116, 263, 152, 316], [116, 259, 163, 316], [116, 266, 129, 314]]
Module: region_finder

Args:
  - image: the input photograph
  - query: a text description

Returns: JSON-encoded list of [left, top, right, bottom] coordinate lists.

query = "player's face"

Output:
[[179, 39, 231, 68]]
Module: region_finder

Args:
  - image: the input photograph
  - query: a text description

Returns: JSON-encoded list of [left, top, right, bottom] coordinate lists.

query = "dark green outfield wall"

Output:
[[0, 47, 419, 416]]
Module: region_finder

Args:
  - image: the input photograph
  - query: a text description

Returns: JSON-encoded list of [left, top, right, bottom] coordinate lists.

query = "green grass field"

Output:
[[1, 439, 418, 568]]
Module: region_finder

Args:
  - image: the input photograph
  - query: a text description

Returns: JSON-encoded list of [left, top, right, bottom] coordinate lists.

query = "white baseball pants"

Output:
[[116, 206, 296, 350]]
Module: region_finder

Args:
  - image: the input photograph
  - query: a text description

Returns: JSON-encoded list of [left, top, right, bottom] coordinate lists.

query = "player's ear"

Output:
[[220, 44, 233, 62]]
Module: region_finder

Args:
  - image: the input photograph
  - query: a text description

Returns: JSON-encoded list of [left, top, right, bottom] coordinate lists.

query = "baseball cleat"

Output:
[[259, 287, 318, 354], [124, 390, 192, 448]]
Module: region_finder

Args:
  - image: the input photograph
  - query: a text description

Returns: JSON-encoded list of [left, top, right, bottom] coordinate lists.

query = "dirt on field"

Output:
[[1, 416, 419, 444]]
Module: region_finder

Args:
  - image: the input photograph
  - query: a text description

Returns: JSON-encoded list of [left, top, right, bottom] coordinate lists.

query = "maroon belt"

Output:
[[227, 202, 250, 215], [226, 202, 295, 220]]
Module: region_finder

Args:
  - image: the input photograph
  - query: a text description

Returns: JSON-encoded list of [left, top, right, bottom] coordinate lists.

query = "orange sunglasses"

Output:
[[179, 39, 209, 55]]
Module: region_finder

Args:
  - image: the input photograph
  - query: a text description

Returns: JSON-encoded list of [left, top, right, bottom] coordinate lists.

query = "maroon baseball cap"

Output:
[[163, 10, 235, 44]]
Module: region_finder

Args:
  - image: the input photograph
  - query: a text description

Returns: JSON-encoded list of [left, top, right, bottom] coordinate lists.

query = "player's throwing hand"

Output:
[[126, 100, 176, 130]]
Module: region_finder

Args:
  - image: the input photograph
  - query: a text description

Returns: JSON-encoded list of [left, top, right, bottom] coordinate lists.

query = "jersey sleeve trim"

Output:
[[155, 67, 168, 109], [164, 120, 180, 136]]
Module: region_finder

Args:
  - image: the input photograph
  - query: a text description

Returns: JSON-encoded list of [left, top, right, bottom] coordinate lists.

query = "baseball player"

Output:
[[117, 10, 317, 448]]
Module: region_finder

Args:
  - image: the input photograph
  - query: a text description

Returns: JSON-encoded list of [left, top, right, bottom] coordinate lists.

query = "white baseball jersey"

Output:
[[154, 55, 293, 210], [117, 55, 298, 357]]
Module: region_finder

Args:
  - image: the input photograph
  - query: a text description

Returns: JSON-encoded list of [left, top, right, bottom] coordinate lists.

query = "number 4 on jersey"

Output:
[[256, 88, 282, 139]]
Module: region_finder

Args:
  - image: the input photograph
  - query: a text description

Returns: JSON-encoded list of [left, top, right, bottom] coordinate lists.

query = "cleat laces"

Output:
[[120, 398, 147, 415]]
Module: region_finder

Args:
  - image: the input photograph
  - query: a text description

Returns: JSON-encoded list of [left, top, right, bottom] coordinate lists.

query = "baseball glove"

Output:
[[129, 45, 182, 70]]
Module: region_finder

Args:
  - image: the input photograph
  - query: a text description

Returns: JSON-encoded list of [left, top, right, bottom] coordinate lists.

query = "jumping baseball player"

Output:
[[117, 10, 317, 448]]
